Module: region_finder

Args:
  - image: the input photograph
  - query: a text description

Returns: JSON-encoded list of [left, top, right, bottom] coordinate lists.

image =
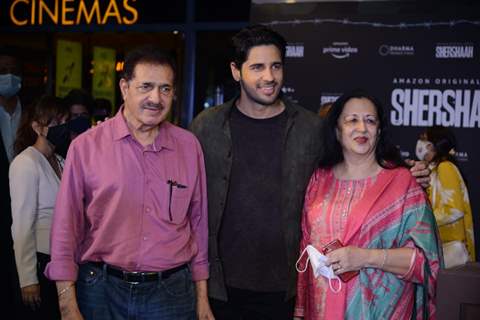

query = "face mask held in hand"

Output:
[[296, 244, 342, 293]]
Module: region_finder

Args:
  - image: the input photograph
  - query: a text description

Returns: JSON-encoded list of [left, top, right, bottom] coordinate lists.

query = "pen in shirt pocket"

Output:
[[167, 180, 187, 221]]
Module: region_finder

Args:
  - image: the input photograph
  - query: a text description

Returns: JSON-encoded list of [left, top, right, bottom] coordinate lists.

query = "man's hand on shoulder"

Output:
[[405, 159, 431, 188]]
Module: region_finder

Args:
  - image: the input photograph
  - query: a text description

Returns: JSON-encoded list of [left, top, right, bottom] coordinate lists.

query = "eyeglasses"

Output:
[[342, 115, 378, 126], [132, 82, 175, 97]]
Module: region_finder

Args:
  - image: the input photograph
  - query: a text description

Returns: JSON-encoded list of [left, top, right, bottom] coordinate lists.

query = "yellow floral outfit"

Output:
[[428, 161, 475, 261]]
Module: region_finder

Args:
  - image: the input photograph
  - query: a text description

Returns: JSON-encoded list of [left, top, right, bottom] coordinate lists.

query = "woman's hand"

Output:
[[327, 247, 414, 276], [325, 246, 369, 274], [21, 284, 41, 310]]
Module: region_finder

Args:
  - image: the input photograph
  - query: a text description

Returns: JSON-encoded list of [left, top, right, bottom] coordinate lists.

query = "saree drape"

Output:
[[295, 167, 442, 319]]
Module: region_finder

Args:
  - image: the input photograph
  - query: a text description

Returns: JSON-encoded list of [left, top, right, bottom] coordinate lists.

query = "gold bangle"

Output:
[[58, 284, 74, 297], [380, 249, 388, 269]]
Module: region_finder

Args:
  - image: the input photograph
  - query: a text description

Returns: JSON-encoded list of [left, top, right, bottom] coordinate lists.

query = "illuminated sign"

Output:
[[92, 46, 116, 108], [55, 39, 82, 97], [9, 0, 138, 26]]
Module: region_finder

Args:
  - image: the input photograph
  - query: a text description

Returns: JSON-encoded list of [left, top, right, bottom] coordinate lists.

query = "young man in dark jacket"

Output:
[[190, 25, 322, 319]]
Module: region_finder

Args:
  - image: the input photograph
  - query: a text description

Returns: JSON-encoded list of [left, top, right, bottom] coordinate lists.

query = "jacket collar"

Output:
[[220, 94, 299, 127]]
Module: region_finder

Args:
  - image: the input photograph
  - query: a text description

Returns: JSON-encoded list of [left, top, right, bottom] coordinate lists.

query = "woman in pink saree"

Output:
[[294, 91, 442, 319]]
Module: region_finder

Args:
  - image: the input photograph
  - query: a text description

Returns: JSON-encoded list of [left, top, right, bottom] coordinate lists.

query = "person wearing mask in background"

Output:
[[416, 126, 475, 266], [62, 88, 95, 141], [63, 88, 95, 121], [294, 91, 441, 319], [0, 48, 24, 316], [0, 50, 22, 162], [93, 97, 114, 122], [46, 45, 211, 320], [9, 95, 69, 319], [190, 25, 430, 319]]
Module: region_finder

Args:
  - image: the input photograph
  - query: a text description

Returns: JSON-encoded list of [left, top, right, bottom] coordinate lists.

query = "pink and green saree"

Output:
[[295, 167, 442, 319]]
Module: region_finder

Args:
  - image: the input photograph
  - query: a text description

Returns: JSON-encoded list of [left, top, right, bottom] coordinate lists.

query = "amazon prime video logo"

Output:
[[322, 42, 358, 59]]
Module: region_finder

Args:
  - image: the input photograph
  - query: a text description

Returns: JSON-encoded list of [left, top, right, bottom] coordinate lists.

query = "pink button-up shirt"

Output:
[[45, 110, 209, 281]]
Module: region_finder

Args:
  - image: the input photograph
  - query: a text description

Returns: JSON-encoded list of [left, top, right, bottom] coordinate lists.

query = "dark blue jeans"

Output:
[[76, 263, 195, 320]]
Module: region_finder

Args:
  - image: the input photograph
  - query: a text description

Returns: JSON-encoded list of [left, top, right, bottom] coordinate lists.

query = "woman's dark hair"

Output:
[[122, 45, 177, 83], [425, 125, 469, 186], [425, 125, 457, 165], [231, 25, 287, 69], [14, 95, 67, 155], [319, 89, 405, 169]]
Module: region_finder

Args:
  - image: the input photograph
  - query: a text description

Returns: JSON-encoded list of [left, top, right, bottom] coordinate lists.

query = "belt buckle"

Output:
[[123, 271, 140, 284]]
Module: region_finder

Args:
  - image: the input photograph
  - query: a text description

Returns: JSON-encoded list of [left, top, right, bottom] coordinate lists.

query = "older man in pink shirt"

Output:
[[45, 45, 212, 320]]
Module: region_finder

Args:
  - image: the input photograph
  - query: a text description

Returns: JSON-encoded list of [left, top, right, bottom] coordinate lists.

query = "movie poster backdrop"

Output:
[[252, 2, 480, 256]]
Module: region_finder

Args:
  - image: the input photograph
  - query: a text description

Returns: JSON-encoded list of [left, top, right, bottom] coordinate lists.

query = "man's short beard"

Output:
[[239, 79, 281, 107]]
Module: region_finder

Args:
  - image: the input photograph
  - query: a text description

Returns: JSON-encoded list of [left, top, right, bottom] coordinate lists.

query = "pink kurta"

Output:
[[295, 167, 440, 319]]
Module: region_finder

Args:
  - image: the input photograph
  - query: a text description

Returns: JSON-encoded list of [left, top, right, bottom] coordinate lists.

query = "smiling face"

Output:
[[119, 62, 174, 130], [231, 44, 283, 107], [336, 97, 380, 159]]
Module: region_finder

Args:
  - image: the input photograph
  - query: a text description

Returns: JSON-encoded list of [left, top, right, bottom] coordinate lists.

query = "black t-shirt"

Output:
[[219, 105, 288, 292]]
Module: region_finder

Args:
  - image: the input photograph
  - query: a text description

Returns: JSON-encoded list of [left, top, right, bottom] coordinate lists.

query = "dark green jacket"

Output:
[[190, 97, 323, 301]]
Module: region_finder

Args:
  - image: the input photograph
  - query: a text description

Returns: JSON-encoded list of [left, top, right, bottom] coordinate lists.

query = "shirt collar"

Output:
[[154, 122, 175, 151], [221, 95, 298, 126], [112, 106, 131, 141], [0, 98, 21, 117], [112, 105, 175, 151]]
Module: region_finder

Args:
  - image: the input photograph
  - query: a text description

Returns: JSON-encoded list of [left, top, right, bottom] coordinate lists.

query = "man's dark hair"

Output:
[[0, 46, 22, 75], [122, 45, 177, 82], [0, 46, 18, 59], [319, 89, 406, 169], [231, 25, 287, 68], [63, 88, 96, 116]]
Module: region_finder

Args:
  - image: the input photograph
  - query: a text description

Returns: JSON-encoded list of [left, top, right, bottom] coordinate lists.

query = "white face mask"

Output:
[[296, 245, 342, 293], [415, 139, 433, 161]]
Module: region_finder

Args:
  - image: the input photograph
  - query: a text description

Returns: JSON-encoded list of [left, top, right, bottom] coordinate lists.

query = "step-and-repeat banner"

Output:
[[252, 3, 480, 254]]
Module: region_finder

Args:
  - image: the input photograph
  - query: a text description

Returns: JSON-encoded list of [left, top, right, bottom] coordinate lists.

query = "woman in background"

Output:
[[416, 126, 475, 262], [9, 95, 68, 319]]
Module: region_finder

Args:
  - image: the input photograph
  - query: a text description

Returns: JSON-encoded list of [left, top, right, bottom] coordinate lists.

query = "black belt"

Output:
[[87, 262, 188, 283]]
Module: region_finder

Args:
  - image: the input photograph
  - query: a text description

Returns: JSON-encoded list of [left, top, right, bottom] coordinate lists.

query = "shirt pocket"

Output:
[[169, 186, 191, 224], [151, 177, 193, 225]]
